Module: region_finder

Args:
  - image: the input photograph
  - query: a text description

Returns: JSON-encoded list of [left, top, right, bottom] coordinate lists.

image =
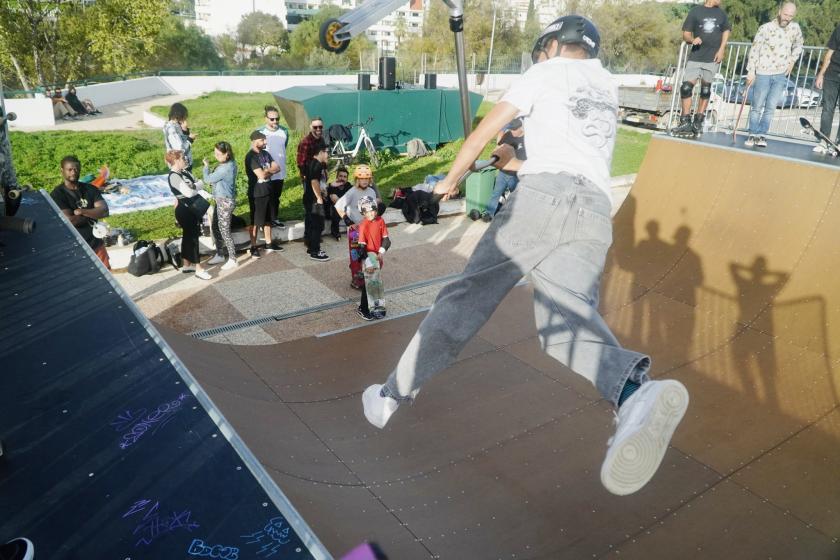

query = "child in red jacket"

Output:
[[356, 196, 390, 321]]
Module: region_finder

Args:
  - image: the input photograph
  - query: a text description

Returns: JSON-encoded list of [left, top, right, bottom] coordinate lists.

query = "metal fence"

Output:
[[666, 41, 831, 140]]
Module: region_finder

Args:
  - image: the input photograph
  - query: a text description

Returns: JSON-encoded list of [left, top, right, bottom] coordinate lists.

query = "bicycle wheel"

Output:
[[364, 137, 379, 167]]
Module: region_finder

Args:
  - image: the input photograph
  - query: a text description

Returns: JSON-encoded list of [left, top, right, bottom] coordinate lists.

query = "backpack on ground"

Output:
[[401, 190, 439, 225], [406, 138, 429, 158], [127, 240, 166, 276], [389, 187, 411, 210]]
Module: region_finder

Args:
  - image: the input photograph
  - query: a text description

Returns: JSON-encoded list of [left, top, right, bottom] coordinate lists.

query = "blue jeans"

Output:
[[383, 173, 650, 406], [485, 171, 519, 215], [748, 73, 787, 136]]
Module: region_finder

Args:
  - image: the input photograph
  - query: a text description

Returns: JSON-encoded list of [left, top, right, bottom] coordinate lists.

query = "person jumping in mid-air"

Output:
[[361, 15, 690, 496]]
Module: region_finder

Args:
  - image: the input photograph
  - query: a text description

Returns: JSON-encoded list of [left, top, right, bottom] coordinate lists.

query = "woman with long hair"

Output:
[[164, 102, 195, 170], [166, 149, 211, 280], [203, 141, 239, 270]]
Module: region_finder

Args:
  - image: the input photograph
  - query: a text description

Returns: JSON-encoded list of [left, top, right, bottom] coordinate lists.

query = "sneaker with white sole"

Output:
[[362, 384, 400, 429], [744, 135, 755, 147], [813, 141, 829, 154], [600, 379, 689, 496], [755, 135, 767, 148], [207, 254, 225, 265], [194, 270, 212, 281], [309, 250, 330, 262], [0, 537, 34, 560], [221, 259, 238, 271]]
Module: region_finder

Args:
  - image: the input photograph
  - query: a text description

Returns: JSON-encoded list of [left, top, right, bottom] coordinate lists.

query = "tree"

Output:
[[593, 1, 682, 73], [86, 0, 169, 75], [237, 11, 288, 58], [150, 16, 224, 71], [522, 0, 540, 46], [215, 33, 240, 67]]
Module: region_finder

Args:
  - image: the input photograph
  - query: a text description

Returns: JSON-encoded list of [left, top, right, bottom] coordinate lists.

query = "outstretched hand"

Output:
[[433, 179, 459, 201]]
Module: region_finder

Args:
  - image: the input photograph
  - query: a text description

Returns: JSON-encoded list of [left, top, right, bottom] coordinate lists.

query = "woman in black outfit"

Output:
[[65, 85, 100, 115], [166, 149, 211, 280]]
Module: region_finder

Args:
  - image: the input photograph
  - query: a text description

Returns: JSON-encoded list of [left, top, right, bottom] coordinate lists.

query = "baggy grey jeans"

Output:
[[383, 172, 650, 406]]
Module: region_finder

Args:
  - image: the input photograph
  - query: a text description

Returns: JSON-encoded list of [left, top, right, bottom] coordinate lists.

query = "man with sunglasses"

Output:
[[362, 15, 689, 498], [296, 116, 327, 174], [257, 106, 289, 228]]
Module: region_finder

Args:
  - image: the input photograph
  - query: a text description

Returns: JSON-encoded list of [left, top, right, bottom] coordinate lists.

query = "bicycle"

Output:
[[329, 117, 380, 167]]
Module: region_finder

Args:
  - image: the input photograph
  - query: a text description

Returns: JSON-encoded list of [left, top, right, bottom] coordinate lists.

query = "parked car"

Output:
[[718, 76, 820, 108]]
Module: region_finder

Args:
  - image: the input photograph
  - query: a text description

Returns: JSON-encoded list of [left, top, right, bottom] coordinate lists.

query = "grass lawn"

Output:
[[9, 92, 651, 239]]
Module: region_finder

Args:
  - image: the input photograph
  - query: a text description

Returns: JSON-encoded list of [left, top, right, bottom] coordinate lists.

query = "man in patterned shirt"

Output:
[[744, 2, 802, 148]]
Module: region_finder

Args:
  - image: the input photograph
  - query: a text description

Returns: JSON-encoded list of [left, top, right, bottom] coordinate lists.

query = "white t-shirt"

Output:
[[334, 186, 380, 224], [258, 124, 289, 181], [501, 57, 618, 197]]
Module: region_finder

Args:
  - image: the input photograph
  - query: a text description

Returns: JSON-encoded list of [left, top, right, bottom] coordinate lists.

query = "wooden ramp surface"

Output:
[[162, 134, 840, 559]]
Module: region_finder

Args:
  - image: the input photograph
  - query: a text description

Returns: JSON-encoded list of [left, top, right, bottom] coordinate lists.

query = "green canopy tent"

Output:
[[274, 84, 483, 153]]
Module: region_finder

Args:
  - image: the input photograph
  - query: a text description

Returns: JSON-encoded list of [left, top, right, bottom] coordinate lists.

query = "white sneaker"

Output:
[[194, 270, 212, 281], [221, 259, 238, 271], [362, 384, 400, 429], [600, 379, 689, 496], [206, 254, 225, 265], [813, 141, 829, 154], [744, 135, 755, 147]]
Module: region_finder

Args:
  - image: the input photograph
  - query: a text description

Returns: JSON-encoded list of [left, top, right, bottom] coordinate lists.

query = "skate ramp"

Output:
[[159, 131, 840, 560]]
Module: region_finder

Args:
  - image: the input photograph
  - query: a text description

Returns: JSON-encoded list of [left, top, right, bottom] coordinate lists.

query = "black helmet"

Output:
[[531, 15, 600, 63]]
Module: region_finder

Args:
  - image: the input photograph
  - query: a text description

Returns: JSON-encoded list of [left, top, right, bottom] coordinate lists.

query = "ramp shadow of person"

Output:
[[603, 204, 704, 369], [729, 256, 788, 409]]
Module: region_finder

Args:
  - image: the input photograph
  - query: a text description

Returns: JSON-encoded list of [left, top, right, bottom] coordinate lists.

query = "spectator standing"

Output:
[[361, 16, 690, 498], [355, 195, 391, 321], [65, 85, 100, 115], [482, 118, 527, 220], [257, 106, 289, 228], [744, 3, 802, 148], [51, 155, 111, 269], [326, 166, 351, 240], [672, 0, 731, 138], [814, 23, 840, 153], [166, 149, 211, 280], [296, 116, 326, 173], [164, 102, 196, 171], [203, 141, 239, 271], [301, 145, 331, 261], [244, 131, 282, 259], [334, 165, 383, 289]]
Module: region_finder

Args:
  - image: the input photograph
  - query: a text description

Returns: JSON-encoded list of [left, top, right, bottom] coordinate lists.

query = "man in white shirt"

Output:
[[257, 106, 289, 228], [361, 15, 689, 497], [744, 3, 802, 148]]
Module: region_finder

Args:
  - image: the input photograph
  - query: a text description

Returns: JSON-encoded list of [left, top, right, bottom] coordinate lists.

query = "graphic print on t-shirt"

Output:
[[567, 86, 617, 151], [702, 18, 718, 34]]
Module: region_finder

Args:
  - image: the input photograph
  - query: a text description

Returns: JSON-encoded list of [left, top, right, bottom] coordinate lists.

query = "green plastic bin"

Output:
[[465, 168, 498, 214]]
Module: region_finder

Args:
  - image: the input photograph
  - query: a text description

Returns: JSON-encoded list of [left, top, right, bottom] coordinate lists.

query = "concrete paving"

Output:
[[12, 93, 192, 133], [114, 178, 635, 345]]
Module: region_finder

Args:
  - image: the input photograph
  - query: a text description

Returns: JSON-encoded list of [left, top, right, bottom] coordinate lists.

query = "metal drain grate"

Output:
[[190, 272, 463, 339]]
